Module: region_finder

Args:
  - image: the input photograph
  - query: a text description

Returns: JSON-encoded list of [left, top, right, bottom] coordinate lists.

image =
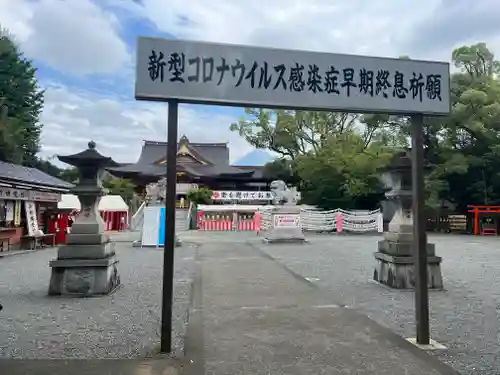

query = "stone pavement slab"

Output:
[[0, 358, 182, 375], [184, 241, 460, 375]]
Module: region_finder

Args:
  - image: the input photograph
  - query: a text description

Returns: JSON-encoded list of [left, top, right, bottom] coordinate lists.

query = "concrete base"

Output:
[[264, 227, 307, 244], [48, 255, 120, 297], [264, 206, 306, 244], [406, 338, 447, 350], [373, 252, 443, 289], [378, 238, 436, 257]]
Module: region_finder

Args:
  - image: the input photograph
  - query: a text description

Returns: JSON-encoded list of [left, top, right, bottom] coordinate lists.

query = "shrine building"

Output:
[[107, 135, 273, 201]]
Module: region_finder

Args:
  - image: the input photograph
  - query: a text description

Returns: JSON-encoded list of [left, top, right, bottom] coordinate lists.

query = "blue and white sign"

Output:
[[158, 207, 166, 246], [141, 206, 167, 247]]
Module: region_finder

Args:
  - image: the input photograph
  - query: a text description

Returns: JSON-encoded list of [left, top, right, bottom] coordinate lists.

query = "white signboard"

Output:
[[135, 37, 450, 115], [0, 187, 29, 201], [5, 201, 13, 221], [177, 183, 198, 194], [30, 191, 61, 202], [273, 214, 301, 228], [14, 201, 21, 226], [141, 206, 160, 247], [24, 201, 39, 236], [212, 191, 273, 201]]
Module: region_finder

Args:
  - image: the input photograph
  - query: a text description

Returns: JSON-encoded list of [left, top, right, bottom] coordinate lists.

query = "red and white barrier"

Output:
[[102, 211, 113, 231], [196, 211, 258, 231], [197, 213, 233, 231], [336, 213, 343, 233], [237, 218, 256, 231]]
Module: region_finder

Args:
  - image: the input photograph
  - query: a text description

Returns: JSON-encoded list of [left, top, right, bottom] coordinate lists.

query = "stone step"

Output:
[[175, 209, 188, 232]]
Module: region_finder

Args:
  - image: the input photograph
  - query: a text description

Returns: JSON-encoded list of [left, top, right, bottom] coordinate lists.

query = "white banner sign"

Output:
[[177, 183, 198, 194], [273, 214, 301, 228], [14, 201, 21, 226], [212, 191, 273, 201], [0, 187, 29, 200], [24, 201, 39, 236], [5, 201, 13, 221], [30, 191, 61, 202], [135, 38, 450, 115], [141, 206, 161, 247]]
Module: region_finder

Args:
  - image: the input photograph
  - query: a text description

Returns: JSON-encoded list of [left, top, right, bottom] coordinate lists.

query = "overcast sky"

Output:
[[1, 0, 499, 164]]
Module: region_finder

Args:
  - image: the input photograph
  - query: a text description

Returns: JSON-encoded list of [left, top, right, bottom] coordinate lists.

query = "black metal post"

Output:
[[411, 113, 430, 345], [160, 100, 178, 353]]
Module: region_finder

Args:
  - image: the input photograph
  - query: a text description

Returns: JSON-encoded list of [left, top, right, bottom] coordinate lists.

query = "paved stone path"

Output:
[[1, 358, 183, 375], [0, 242, 196, 359], [183, 240, 458, 375]]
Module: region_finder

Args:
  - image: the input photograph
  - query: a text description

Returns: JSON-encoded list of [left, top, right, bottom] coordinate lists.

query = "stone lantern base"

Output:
[[373, 152, 444, 290], [48, 234, 121, 297], [373, 231, 443, 290], [50, 141, 121, 297]]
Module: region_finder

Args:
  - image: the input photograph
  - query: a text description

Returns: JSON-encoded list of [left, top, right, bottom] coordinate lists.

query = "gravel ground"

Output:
[[252, 233, 500, 375], [0, 242, 196, 359], [2, 229, 498, 373]]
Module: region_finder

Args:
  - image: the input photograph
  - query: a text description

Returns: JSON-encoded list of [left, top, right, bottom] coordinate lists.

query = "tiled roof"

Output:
[[232, 165, 265, 179], [0, 161, 73, 190], [137, 140, 231, 166], [107, 163, 254, 178], [109, 139, 274, 181], [187, 165, 254, 177]]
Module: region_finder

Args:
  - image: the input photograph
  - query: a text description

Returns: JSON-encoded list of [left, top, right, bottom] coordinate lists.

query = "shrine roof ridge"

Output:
[[143, 139, 228, 147]]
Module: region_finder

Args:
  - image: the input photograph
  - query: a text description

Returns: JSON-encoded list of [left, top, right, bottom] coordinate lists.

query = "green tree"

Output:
[[0, 98, 23, 163], [31, 158, 63, 178], [186, 187, 213, 204], [436, 43, 500, 209], [295, 133, 392, 209], [0, 29, 44, 165], [262, 158, 299, 184], [230, 109, 365, 159], [59, 167, 80, 183], [102, 178, 135, 204], [230, 44, 500, 212], [355, 44, 500, 210]]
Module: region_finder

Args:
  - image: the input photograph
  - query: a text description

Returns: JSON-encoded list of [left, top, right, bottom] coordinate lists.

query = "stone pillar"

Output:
[[373, 153, 443, 289], [48, 141, 120, 296]]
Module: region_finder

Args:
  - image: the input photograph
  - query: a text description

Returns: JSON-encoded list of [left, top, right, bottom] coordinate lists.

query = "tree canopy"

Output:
[[102, 177, 135, 204], [231, 42, 500, 211], [187, 187, 213, 205], [0, 28, 87, 183], [0, 29, 44, 165], [261, 158, 298, 184]]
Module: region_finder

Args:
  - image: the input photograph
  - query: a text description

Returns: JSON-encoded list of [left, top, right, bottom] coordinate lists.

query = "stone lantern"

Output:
[[48, 141, 120, 296], [373, 152, 443, 289]]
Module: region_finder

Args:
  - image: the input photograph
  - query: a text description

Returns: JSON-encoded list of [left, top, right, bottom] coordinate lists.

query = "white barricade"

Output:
[[260, 207, 383, 234], [259, 209, 273, 232], [339, 212, 383, 233]]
